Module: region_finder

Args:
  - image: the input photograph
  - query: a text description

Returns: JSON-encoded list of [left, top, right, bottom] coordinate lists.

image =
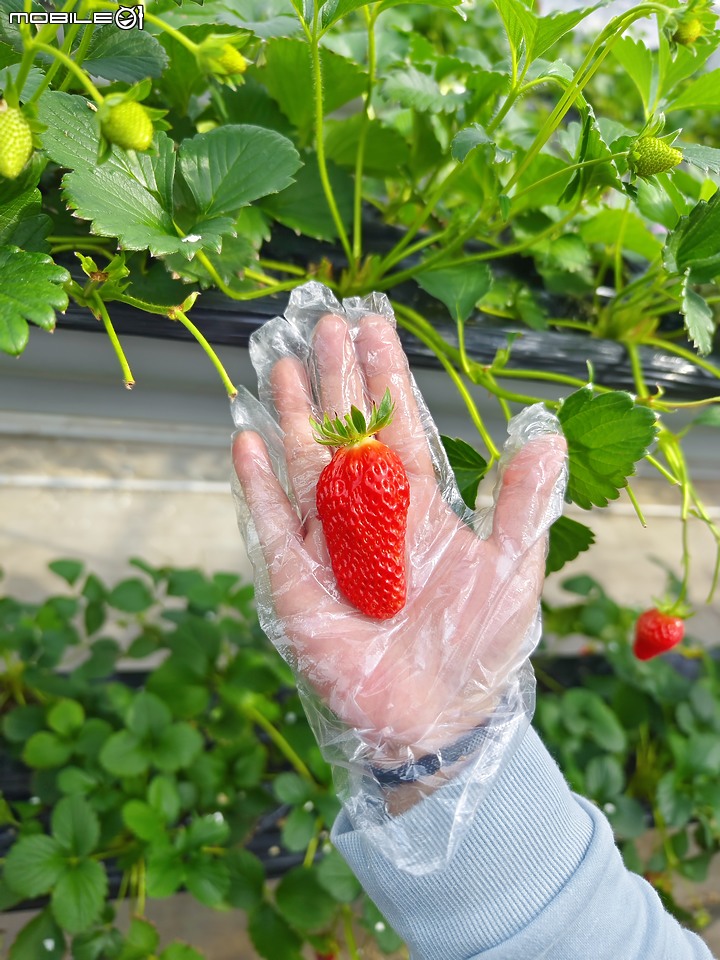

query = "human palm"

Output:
[[233, 308, 567, 759]]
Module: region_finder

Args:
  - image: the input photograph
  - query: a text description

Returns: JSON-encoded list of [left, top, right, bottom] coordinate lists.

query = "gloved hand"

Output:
[[231, 282, 567, 872]]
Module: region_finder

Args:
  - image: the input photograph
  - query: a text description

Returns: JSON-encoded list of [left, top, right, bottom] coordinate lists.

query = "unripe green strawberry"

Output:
[[216, 44, 248, 75], [312, 389, 410, 620], [102, 101, 154, 152], [0, 106, 33, 180], [630, 136, 683, 178], [673, 17, 704, 44]]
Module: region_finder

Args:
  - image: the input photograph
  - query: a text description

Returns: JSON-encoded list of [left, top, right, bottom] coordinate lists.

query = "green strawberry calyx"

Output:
[[311, 388, 395, 448]]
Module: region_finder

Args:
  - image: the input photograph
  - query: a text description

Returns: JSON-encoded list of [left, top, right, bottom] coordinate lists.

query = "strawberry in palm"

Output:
[[312, 389, 410, 619]]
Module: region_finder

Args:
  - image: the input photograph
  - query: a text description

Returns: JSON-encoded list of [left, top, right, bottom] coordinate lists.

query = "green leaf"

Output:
[[606, 795, 648, 841], [152, 722, 204, 772], [610, 35, 653, 111], [3, 835, 66, 897], [561, 688, 626, 752], [383, 66, 463, 114], [247, 903, 304, 960], [185, 813, 231, 849], [117, 917, 160, 960], [680, 276, 714, 357], [416, 263, 492, 323], [128, 691, 172, 738], [159, 945, 205, 960], [530, 4, 603, 60], [580, 209, 663, 261], [40, 91, 228, 260], [146, 845, 184, 898], [123, 799, 167, 842], [324, 116, 410, 176], [680, 143, 720, 176], [316, 849, 362, 903], [0, 175, 51, 252], [184, 855, 230, 907], [273, 771, 313, 805], [361, 899, 405, 953], [99, 730, 148, 777], [657, 772, 693, 829], [225, 849, 265, 911], [546, 516, 595, 575], [440, 436, 488, 508], [260, 152, 351, 241], [693, 407, 720, 428], [280, 805, 316, 852], [48, 699, 85, 737], [83, 24, 168, 82], [48, 558, 84, 585], [7, 909, 65, 960], [148, 775, 182, 824], [73, 927, 125, 960], [262, 39, 366, 132], [275, 866, 338, 933], [51, 859, 107, 935], [0, 247, 69, 355], [57, 766, 97, 796], [52, 796, 100, 857], [558, 388, 657, 510], [494, 0, 537, 62], [2, 703, 45, 742], [667, 69, 720, 112], [664, 192, 720, 283], [107, 578, 154, 613], [451, 124, 493, 163], [22, 730, 73, 769], [178, 125, 302, 219], [321, 0, 457, 29]]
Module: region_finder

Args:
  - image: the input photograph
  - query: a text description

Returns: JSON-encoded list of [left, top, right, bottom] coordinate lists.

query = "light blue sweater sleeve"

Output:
[[332, 726, 714, 960]]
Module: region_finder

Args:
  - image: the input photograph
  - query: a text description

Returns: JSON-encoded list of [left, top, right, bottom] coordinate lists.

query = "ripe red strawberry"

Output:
[[312, 389, 410, 619], [633, 608, 685, 661]]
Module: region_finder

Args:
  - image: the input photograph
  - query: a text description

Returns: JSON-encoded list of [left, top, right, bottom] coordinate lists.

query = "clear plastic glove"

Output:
[[231, 282, 568, 873]]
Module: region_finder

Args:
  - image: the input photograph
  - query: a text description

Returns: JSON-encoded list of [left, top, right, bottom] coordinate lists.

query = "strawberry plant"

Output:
[[538, 571, 720, 929], [0, 560, 406, 960], [2, 0, 719, 621]]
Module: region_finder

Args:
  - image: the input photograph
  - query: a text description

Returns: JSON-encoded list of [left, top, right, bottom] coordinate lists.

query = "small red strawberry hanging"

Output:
[[633, 607, 686, 661], [312, 389, 410, 619]]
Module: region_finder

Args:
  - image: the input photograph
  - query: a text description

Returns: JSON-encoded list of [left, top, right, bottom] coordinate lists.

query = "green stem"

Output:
[[243, 703, 316, 784], [141, 8, 200, 54], [91, 296, 135, 388], [302, 817, 324, 869], [194, 250, 300, 300], [379, 204, 580, 290], [645, 454, 679, 485], [626, 341, 649, 398], [169, 308, 237, 399], [510, 152, 628, 204], [505, 4, 670, 193], [394, 303, 501, 460], [625, 482, 647, 527], [614, 200, 632, 294], [32, 41, 103, 103], [352, 7, 377, 262], [258, 258, 307, 277], [310, 17, 353, 265], [644, 337, 720, 380], [53, 243, 114, 259], [58, 15, 94, 92], [342, 904, 362, 960]]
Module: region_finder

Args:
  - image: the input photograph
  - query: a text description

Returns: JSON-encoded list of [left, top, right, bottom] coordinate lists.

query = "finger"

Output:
[[311, 313, 367, 417], [269, 356, 329, 521], [490, 432, 568, 557], [355, 313, 436, 479], [232, 430, 304, 580]]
